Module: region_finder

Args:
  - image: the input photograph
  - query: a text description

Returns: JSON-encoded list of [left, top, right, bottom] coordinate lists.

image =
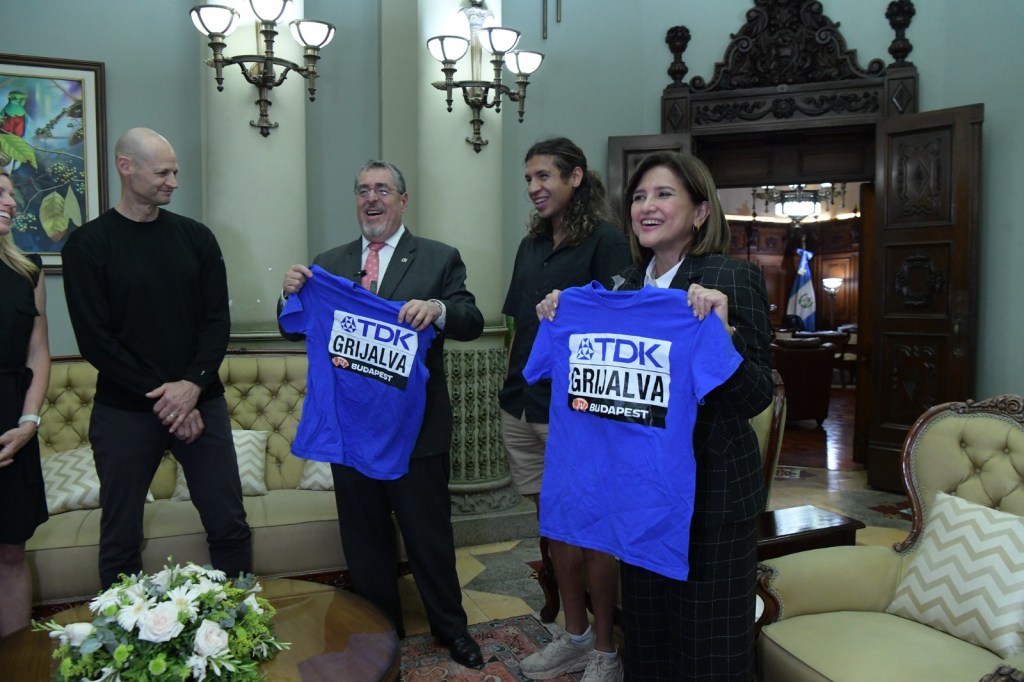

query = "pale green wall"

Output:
[[7, 0, 1023, 398], [5, 0, 379, 355]]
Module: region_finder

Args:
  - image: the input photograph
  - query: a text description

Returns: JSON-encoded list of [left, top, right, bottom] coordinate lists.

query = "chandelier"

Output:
[[427, 0, 544, 153], [752, 183, 847, 224], [189, 0, 336, 137]]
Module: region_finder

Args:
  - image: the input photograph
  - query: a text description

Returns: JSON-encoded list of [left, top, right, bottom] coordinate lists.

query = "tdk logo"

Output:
[[336, 313, 414, 350], [571, 333, 668, 369]]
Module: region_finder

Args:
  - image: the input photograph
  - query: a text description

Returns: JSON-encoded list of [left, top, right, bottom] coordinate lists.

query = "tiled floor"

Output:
[[401, 465, 912, 637], [399, 541, 538, 636]]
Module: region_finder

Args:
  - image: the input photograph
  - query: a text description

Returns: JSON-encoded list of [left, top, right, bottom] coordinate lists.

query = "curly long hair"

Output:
[[525, 137, 612, 246], [623, 151, 731, 266], [0, 170, 38, 282]]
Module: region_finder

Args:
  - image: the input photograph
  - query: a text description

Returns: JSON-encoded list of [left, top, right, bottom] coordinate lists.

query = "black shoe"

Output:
[[449, 634, 484, 669]]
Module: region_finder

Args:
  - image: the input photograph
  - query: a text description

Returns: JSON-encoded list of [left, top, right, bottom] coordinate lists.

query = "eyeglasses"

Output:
[[354, 184, 400, 199]]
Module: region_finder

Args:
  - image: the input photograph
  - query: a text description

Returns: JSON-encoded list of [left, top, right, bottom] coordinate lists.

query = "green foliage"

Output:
[[0, 131, 37, 168], [33, 560, 289, 681]]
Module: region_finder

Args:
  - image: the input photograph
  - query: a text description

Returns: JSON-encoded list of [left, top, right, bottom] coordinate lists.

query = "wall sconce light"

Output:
[[190, 0, 335, 137], [427, 0, 544, 153]]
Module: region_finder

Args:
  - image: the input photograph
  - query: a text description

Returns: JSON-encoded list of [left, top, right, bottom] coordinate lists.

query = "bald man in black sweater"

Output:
[[63, 127, 251, 587]]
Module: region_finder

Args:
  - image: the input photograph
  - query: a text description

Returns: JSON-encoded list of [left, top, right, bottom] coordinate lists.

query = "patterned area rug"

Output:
[[400, 614, 581, 681], [870, 498, 914, 522]]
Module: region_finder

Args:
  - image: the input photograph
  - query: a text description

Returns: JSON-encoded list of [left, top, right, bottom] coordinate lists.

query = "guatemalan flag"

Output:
[[787, 248, 816, 331]]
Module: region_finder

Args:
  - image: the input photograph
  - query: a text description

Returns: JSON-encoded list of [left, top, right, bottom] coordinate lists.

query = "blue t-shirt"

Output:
[[523, 282, 742, 579], [279, 265, 436, 480]]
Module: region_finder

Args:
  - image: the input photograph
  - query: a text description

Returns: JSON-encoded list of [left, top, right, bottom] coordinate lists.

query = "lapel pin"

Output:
[[401, 257, 408, 263]]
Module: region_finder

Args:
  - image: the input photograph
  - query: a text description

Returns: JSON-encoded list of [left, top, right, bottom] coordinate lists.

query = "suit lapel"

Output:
[[339, 241, 363, 284], [377, 229, 416, 300], [670, 255, 705, 291]]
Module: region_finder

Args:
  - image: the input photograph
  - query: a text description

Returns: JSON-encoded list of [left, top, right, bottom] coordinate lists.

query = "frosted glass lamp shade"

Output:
[[190, 4, 240, 36], [290, 20, 335, 48], [427, 35, 470, 63], [481, 27, 520, 54], [504, 50, 543, 75], [822, 277, 844, 293], [249, 0, 290, 23]]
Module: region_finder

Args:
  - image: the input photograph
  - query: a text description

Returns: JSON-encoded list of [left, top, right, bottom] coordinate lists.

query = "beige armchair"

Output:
[[750, 369, 786, 504], [757, 394, 1024, 681]]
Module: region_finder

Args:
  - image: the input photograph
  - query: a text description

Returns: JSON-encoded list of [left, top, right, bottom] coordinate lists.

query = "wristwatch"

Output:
[[18, 414, 41, 427]]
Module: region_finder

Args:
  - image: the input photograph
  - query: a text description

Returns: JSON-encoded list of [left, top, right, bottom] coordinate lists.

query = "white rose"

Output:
[[137, 602, 184, 643], [64, 622, 96, 647], [193, 619, 230, 657], [48, 622, 95, 647], [243, 594, 264, 615]]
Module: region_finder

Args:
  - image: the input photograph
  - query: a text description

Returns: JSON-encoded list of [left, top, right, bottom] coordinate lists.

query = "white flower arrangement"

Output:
[[33, 560, 289, 681]]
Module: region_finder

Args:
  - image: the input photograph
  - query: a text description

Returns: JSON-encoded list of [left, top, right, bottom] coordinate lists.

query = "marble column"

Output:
[[198, 0, 309, 337], [382, 0, 519, 514]]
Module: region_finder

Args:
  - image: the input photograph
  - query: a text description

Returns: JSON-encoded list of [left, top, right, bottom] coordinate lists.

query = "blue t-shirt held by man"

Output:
[[279, 265, 436, 480]]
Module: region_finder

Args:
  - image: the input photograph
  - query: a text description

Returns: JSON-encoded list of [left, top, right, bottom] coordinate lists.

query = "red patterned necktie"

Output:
[[361, 242, 385, 293]]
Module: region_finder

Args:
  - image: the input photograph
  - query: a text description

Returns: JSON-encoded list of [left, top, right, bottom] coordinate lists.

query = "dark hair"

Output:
[[524, 137, 611, 245], [354, 159, 407, 194], [622, 151, 730, 265]]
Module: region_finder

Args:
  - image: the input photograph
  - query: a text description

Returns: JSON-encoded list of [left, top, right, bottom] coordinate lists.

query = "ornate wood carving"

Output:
[[689, 0, 885, 92], [892, 135, 948, 223], [661, 0, 918, 134], [885, 0, 916, 66], [952, 394, 1024, 423], [892, 253, 944, 308], [665, 26, 691, 85], [886, 341, 941, 421]]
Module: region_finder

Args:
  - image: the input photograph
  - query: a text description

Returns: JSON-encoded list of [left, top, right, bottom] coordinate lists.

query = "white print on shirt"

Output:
[[329, 310, 418, 388], [567, 332, 671, 428]]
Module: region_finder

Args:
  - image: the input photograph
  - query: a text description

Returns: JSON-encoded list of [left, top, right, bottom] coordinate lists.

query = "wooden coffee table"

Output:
[[0, 578, 399, 681], [757, 504, 866, 560]]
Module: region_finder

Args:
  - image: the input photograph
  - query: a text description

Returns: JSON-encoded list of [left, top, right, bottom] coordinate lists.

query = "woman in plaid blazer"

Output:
[[539, 151, 773, 680]]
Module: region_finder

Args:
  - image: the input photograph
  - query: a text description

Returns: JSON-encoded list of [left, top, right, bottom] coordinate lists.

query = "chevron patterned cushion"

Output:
[[297, 460, 334, 491], [172, 430, 269, 500], [886, 491, 1024, 657], [41, 446, 102, 514], [41, 447, 158, 513]]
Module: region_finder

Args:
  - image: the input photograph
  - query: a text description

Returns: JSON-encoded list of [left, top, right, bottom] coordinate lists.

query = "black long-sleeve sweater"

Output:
[[62, 208, 230, 411]]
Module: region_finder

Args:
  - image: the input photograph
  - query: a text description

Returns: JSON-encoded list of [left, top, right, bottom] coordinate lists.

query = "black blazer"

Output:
[[285, 228, 484, 459], [618, 254, 774, 526]]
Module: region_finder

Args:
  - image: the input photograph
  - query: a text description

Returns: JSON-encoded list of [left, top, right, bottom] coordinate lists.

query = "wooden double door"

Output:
[[609, 104, 983, 491]]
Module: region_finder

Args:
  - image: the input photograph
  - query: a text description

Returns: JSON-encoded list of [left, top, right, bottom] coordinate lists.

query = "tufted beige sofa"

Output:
[[26, 350, 362, 605], [757, 394, 1024, 681]]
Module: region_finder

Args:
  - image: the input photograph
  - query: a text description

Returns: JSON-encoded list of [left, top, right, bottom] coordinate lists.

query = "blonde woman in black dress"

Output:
[[0, 169, 50, 635]]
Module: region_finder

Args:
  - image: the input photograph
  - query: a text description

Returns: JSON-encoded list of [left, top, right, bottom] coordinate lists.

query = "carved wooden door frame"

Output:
[[607, 0, 983, 490]]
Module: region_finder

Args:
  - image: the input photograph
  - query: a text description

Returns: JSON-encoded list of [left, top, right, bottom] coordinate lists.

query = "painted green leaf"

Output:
[[40, 192, 70, 240], [0, 132, 38, 168], [64, 187, 83, 227]]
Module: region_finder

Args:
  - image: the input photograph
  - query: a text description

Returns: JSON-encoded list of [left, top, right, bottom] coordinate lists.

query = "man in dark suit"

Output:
[[280, 160, 485, 669]]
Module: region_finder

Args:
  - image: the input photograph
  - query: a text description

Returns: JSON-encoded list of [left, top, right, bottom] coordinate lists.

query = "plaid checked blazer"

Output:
[[616, 253, 774, 527]]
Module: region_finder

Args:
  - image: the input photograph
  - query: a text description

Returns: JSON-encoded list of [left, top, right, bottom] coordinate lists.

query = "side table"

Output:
[[757, 504, 866, 560]]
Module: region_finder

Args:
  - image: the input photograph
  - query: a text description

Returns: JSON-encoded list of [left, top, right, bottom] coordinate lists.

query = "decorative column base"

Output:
[[445, 346, 520, 516]]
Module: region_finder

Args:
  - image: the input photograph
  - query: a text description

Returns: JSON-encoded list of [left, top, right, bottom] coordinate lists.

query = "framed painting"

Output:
[[0, 54, 107, 272]]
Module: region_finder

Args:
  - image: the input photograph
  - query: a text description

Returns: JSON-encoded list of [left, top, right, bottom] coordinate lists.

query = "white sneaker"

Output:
[[580, 651, 624, 682], [520, 630, 595, 679]]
